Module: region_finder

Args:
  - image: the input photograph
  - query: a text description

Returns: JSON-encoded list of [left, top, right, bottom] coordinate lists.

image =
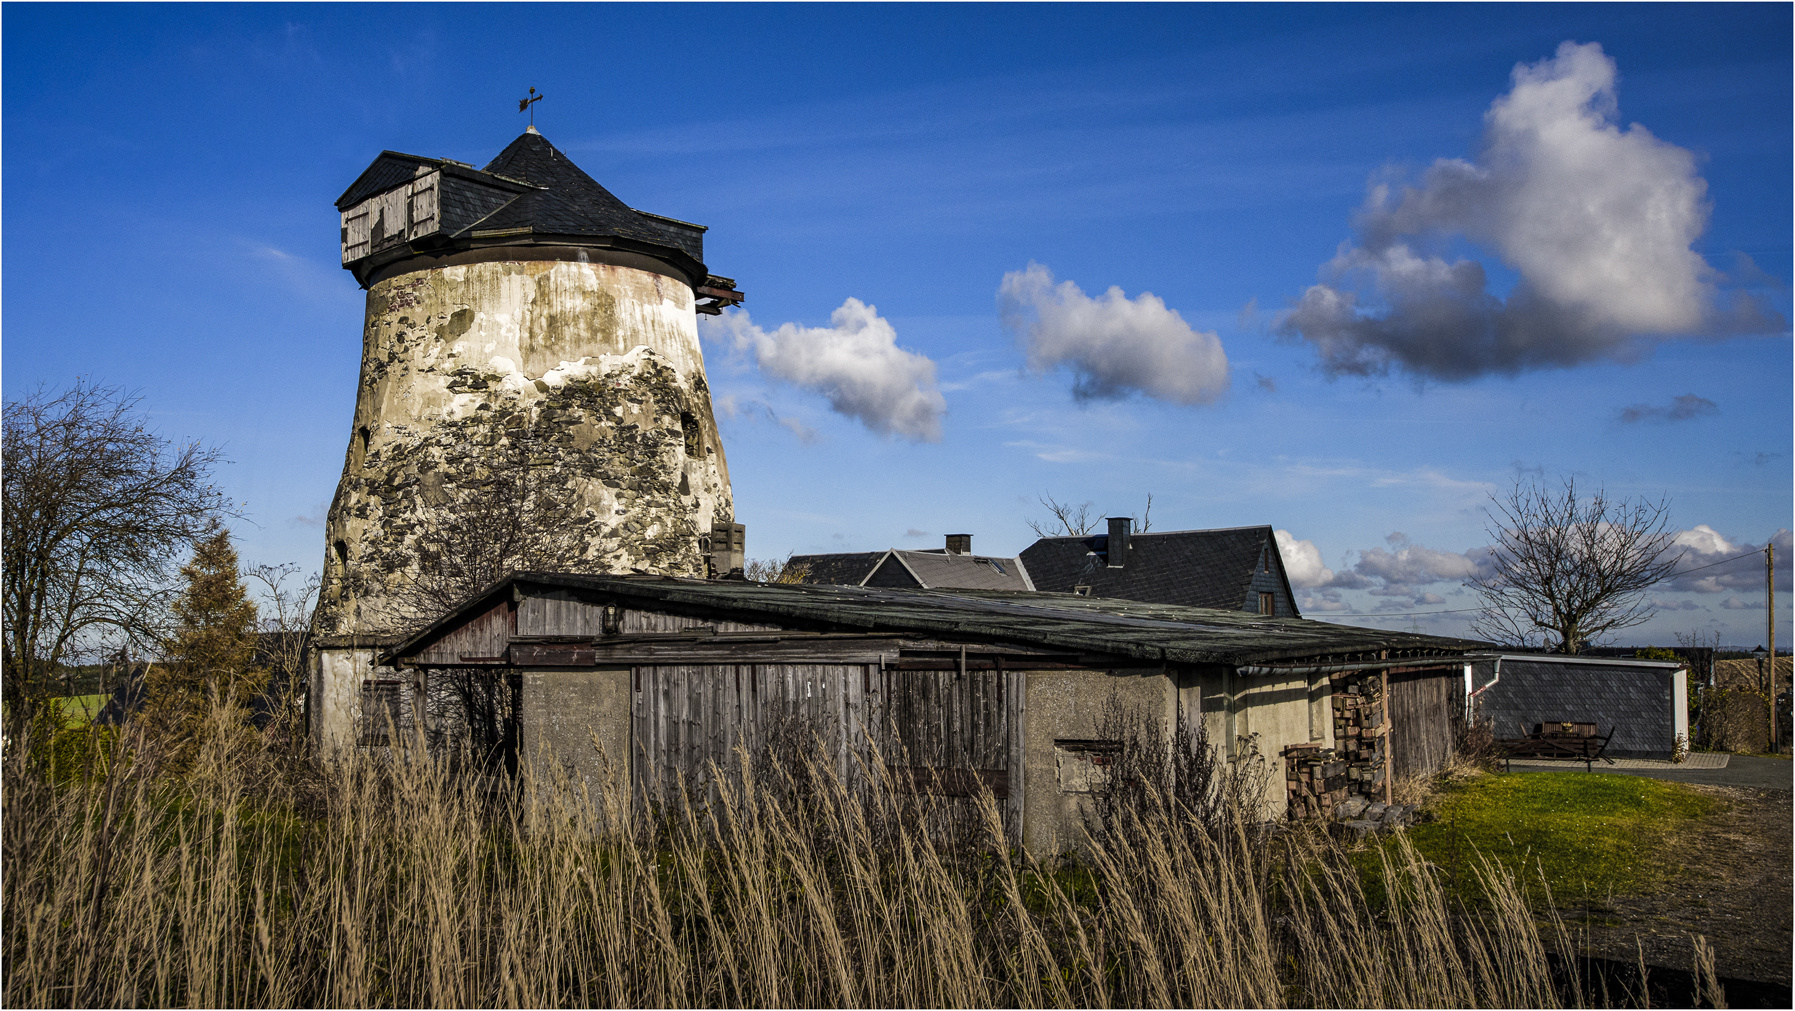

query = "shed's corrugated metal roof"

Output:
[[388, 572, 1486, 668], [1021, 525, 1296, 614]]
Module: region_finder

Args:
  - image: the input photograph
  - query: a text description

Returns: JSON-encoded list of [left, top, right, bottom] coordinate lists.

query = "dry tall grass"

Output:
[[6, 715, 1592, 1009]]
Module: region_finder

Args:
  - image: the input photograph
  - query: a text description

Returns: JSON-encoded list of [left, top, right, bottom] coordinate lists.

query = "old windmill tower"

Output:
[[311, 122, 744, 751]]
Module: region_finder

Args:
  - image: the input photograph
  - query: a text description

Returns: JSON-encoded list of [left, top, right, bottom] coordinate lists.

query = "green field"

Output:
[[1381, 771, 1714, 906], [51, 694, 110, 726]]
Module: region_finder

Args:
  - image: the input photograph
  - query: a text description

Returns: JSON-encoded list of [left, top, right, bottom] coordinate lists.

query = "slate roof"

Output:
[[788, 549, 1034, 591], [388, 572, 1487, 670], [469, 132, 702, 259], [1471, 654, 1684, 758], [335, 131, 708, 276], [876, 551, 1034, 591], [1021, 525, 1299, 615], [786, 551, 886, 586]]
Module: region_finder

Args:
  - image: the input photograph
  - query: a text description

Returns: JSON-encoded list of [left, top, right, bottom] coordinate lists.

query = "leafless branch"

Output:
[[1468, 476, 1682, 653], [3, 381, 228, 719], [1026, 494, 1098, 538]]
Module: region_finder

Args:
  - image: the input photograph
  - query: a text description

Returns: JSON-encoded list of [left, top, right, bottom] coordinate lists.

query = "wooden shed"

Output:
[[372, 573, 1483, 850]]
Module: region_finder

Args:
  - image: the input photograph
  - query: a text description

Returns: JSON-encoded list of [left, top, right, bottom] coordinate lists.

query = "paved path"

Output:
[[1506, 754, 1793, 790]]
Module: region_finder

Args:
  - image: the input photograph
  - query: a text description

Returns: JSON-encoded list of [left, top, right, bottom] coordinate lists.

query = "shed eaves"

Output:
[[388, 572, 1486, 669]]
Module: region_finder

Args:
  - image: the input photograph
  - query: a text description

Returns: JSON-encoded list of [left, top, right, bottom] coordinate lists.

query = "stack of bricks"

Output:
[[1282, 744, 1349, 820], [1330, 670, 1388, 800]]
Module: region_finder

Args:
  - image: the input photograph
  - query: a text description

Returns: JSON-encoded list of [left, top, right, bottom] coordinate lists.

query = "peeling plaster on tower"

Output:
[[310, 128, 745, 752]]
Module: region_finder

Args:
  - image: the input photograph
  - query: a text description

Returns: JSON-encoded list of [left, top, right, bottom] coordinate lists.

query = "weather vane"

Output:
[[518, 86, 543, 127]]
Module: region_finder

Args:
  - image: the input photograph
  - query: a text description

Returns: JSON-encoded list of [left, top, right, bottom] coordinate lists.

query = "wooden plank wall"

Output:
[[633, 663, 875, 807], [516, 593, 782, 636], [1387, 668, 1462, 781], [413, 598, 514, 664], [632, 662, 1024, 837]]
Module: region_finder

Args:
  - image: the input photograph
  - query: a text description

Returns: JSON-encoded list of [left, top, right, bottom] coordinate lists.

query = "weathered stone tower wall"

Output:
[[314, 258, 731, 636]]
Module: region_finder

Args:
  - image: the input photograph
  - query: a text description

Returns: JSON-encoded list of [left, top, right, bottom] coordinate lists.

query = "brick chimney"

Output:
[[1106, 517, 1132, 568], [945, 533, 972, 555]]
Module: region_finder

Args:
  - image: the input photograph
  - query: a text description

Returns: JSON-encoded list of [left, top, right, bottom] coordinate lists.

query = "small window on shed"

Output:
[[358, 679, 404, 746], [1055, 740, 1121, 794]]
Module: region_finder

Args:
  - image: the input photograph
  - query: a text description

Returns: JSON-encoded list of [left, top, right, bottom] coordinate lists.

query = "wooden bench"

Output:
[[1495, 721, 1615, 772]]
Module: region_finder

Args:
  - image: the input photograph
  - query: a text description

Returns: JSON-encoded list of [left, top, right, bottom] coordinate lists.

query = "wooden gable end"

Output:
[[516, 586, 784, 637], [411, 594, 515, 665]]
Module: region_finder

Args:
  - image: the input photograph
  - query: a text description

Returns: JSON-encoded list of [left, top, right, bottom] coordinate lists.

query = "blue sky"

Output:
[[5, 3, 1789, 646]]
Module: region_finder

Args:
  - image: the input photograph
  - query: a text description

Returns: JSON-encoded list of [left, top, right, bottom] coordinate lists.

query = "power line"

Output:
[[1320, 606, 1484, 618], [1314, 547, 1771, 619], [1671, 546, 1770, 577]]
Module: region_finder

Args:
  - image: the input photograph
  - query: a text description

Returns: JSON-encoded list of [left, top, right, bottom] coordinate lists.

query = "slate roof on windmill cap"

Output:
[[1021, 524, 1286, 610], [468, 131, 701, 257], [334, 131, 710, 278]]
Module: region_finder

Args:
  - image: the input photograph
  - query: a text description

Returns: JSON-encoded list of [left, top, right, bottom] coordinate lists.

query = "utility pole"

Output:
[[1769, 542, 1778, 752]]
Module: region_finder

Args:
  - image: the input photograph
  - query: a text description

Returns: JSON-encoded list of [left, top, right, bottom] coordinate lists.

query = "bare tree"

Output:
[[1026, 492, 1155, 538], [747, 554, 808, 584], [2, 381, 227, 721], [245, 562, 319, 756], [383, 436, 584, 768], [1469, 477, 1682, 653], [385, 436, 585, 634], [1026, 494, 1098, 538]]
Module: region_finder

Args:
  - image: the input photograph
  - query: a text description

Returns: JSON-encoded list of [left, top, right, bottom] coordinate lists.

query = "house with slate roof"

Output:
[[381, 573, 1485, 850], [1022, 519, 1301, 618], [788, 535, 1034, 592]]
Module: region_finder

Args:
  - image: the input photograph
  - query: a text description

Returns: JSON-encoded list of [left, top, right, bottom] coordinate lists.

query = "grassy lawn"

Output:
[[1366, 771, 1716, 909], [51, 694, 110, 726]]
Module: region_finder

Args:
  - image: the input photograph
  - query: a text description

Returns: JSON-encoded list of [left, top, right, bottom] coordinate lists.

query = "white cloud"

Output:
[[1274, 529, 1335, 588], [1277, 41, 1781, 380], [702, 300, 946, 442], [1666, 526, 1791, 593], [1721, 596, 1760, 610], [1350, 532, 1493, 595], [1674, 523, 1735, 556], [1300, 590, 1352, 613], [998, 263, 1230, 404]]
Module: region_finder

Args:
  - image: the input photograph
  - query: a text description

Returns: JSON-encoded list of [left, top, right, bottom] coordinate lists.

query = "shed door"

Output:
[[631, 663, 872, 809], [1387, 667, 1463, 781], [880, 665, 1019, 822]]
